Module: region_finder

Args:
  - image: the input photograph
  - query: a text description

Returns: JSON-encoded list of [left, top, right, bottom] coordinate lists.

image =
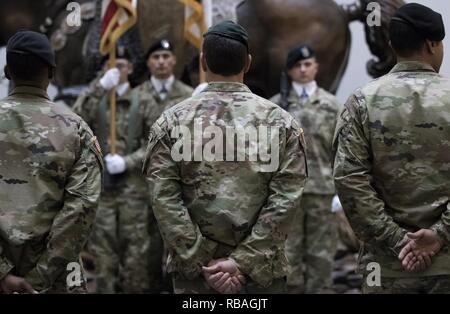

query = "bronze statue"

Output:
[[237, 0, 405, 97]]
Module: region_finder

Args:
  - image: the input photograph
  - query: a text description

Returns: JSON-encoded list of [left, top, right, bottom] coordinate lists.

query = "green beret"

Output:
[[203, 20, 249, 49], [391, 3, 445, 41]]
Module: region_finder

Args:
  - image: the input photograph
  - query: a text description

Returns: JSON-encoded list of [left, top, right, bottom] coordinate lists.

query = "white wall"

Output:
[[0, 48, 7, 96]]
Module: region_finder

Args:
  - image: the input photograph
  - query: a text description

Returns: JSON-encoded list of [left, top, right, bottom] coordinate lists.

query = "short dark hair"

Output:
[[203, 34, 247, 76], [389, 21, 427, 57], [6, 52, 50, 81]]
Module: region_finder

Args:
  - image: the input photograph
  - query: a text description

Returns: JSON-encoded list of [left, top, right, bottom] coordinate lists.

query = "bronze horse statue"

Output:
[[1, 0, 404, 100]]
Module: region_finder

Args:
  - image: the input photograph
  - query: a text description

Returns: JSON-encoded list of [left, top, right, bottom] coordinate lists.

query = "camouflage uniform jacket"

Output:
[[333, 61, 450, 277], [271, 87, 340, 195], [0, 86, 102, 292], [143, 82, 308, 287], [73, 79, 155, 194]]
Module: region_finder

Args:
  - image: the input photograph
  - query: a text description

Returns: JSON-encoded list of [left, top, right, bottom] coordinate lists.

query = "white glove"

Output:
[[99, 68, 120, 91], [105, 154, 126, 174], [331, 195, 343, 213]]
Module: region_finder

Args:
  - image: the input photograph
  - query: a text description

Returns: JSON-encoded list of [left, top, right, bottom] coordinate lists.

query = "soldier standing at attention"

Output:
[[135, 39, 194, 293], [143, 21, 308, 294], [0, 31, 102, 294], [333, 3, 450, 294], [271, 45, 340, 293], [137, 39, 193, 111], [73, 46, 159, 293]]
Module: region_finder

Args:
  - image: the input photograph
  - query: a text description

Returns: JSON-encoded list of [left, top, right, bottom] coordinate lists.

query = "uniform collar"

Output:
[[151, 75, 175, 93], [9, 86, 50, 100], [292, 80, 317, 99], [390, 61, 437, 74], [287, 84, 321, 105], [202, 82, 252, 93], [116, 82, 130, 97]]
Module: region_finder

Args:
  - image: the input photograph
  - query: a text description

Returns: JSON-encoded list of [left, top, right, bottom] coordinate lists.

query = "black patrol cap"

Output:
[[203, 20, 249, 50], [116, 44, 131, 60], [286, 44, 315, 69], [391, 3, 445, 41], [7, 30, 56, 67], [145, 38, 174, 59]]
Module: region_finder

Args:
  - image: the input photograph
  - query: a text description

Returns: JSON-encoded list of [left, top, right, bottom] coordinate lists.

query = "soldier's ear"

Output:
[[429, 41, 440, 54], [424, 39, 435, 54], [244, 54, 252, 74], [200, 52, 208, 72], [4, 65, 11, 80]]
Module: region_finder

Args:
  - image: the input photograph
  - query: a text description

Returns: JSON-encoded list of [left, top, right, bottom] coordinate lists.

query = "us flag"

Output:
[[99, 0, 138, 56]]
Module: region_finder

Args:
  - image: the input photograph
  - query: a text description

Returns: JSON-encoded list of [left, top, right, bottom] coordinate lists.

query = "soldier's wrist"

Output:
[[227, 257, 243, 274], [389, 228, 409, 256], [430, 222, 449, 246], [228, 254, 249, 277], [0, 257, 14, 282]]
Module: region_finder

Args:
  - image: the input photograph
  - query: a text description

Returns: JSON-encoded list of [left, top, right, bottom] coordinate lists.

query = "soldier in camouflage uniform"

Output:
[[138, 39, 194, 111], [333, 3, 450, 294], [271, 45, 340, 293], [0, 31, 102, 294], [143, 21, 308, 294], [136, 39, 193, 293], [73, 48, 155, 293]]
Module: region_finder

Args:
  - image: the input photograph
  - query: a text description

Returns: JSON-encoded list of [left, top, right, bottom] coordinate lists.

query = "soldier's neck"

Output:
[[12, 79, 49, 91], [396, 54, 437, 72], [205, 72, 244, 84]]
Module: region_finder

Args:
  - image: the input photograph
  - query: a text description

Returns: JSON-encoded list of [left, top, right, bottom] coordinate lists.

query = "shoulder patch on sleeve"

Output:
[[89, 136, 102, 158], [298, 127, 306, 148]]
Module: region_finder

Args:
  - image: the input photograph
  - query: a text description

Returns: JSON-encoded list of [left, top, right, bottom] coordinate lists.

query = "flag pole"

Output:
[[109, 47, 117, 155], [100, 0, 138, 155]]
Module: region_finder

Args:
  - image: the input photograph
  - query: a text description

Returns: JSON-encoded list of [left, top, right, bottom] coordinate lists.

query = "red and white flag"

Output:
[[99, 0, 138, 56], [179, 0, 212, 49]]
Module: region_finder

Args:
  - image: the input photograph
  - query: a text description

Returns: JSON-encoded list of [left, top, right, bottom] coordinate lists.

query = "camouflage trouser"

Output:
[[148, 209, 165, 293], [172, 273, 287, 294], [285, 194, 337, 293], [362, 276, 450, 294], [88, 191, 163, 293]]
